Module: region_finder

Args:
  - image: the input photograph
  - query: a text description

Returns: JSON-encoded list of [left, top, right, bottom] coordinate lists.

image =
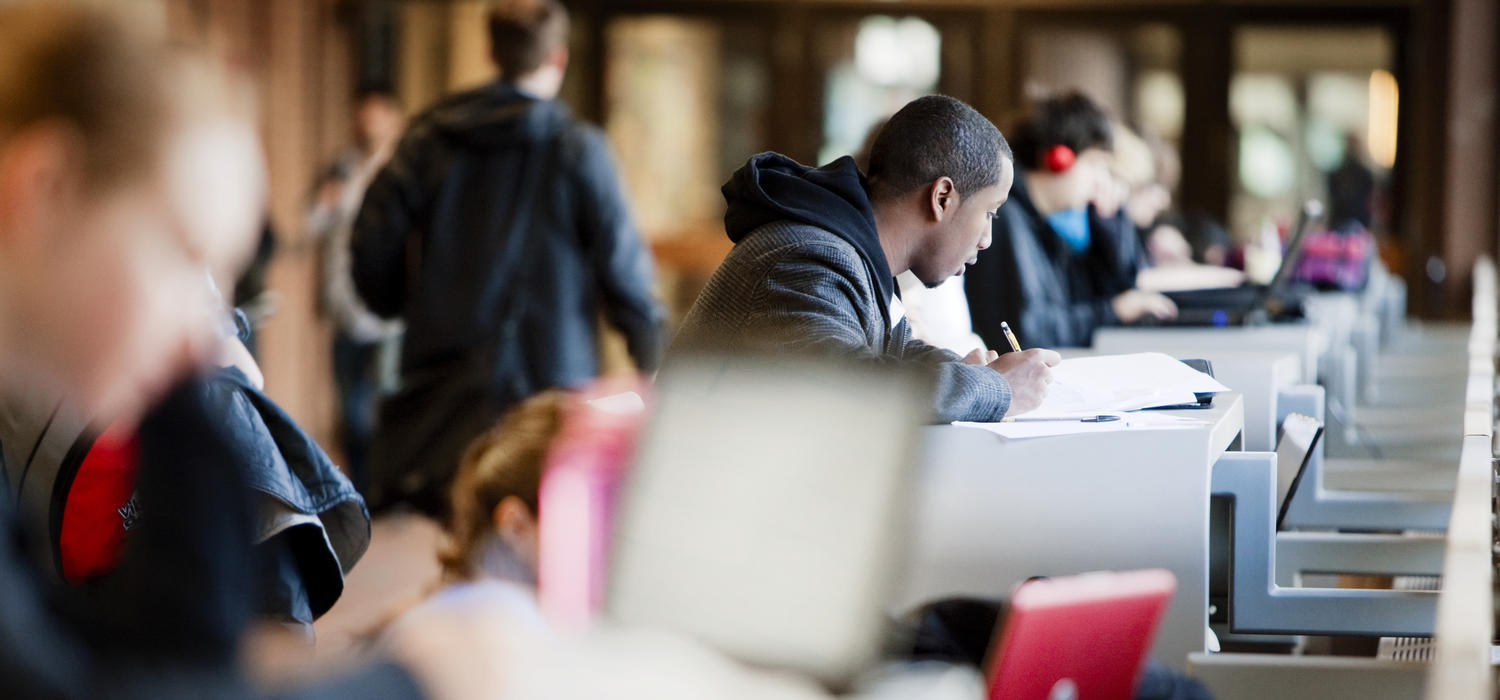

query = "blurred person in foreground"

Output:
[[352, 0, 663, 520], [0, 3, 520, 697], [964, 92, 1178, 349], [670, 96, 1059, 421], [305, 86, 406, 489], [0, 290, 369, 642]]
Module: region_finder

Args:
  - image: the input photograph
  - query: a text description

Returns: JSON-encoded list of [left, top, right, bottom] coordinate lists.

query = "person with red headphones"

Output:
[[964, 92, 1178, 349]]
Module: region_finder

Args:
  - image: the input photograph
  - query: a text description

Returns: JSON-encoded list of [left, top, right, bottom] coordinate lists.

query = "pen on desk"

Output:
[[1000, 415, 1120, 423], [1000, 321, 1022, 353]]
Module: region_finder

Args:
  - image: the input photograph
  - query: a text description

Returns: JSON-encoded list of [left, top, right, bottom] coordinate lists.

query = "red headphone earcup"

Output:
[[1044, 144, 1076, 173]]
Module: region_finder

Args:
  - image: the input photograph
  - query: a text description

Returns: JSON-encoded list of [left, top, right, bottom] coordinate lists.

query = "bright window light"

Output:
[[1367, 69, 1399, 168]]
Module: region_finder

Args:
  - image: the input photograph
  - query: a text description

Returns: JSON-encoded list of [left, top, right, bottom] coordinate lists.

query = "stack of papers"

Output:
[[955, 352, 1230, 440], [1028, 352, 1229, 418]]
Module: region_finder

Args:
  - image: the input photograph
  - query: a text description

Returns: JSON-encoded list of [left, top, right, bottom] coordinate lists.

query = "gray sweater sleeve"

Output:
[[740, 243, 1012, 422], [893, 323, 1011, 422]]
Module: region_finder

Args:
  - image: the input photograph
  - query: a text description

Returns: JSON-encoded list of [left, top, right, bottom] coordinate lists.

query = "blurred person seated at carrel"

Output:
[[964, 92, 1178, 349], [430, 390, 566, 616], [351, 0, 664, 521], [670, 96, 1059, 421], [1106, 122, 1246, 292]]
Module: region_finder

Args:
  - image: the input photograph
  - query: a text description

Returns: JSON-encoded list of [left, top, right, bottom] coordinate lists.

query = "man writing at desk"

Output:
[[671, 96, 1058, 421]]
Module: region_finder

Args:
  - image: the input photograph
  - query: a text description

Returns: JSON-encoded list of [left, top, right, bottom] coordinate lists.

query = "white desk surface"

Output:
[[1093, 324, 1325, 386], [898, 393, 1244, 671]]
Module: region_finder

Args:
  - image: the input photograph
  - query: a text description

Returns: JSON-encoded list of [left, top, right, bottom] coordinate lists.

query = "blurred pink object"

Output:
[[1293, 226, 1374, 290], [536, 379, 648, 630], [987, 569, 1176, 700]]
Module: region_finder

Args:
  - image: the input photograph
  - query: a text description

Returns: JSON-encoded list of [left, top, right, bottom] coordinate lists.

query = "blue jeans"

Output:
[[332, 333, 379, 489]]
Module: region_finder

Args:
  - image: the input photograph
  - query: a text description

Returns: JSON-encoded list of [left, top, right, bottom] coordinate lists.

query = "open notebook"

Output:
[[955, 353, 1228, 439]]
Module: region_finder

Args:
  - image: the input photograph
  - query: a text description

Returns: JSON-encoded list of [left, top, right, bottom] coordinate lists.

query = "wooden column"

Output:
[[1177, 7, 1232, 227], [1441, 0, 1498, 315], [975, 9, 1020, 128]]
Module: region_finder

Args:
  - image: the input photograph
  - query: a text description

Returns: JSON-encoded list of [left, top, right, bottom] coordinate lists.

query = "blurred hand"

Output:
[[316, 180, 343, 208], [1112, 289, 1179, 323], [962, 347, 999, 366], [989, 348, 1061, 416]]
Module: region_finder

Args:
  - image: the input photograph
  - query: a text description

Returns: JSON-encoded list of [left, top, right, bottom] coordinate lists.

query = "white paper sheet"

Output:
[[1025, 352, 1230, 418]]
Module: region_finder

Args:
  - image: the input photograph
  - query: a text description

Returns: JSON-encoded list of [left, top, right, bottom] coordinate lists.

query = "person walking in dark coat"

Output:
[[352, 0, 664, 518], [670, 96, 1059, 422], [965, 93, 1177, 350]]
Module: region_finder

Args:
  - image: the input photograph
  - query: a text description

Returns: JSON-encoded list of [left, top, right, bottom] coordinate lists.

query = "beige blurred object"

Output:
[[1137, 265, 1248, 292], [1111, 121, 1156, 188], [381, 584, 535, 700], [501, 627, 831, 700], [1146, 225, 1195, 266], [609, 356, 929, 686], [311, 514, 446, 660], [605, 17, 725, 238]]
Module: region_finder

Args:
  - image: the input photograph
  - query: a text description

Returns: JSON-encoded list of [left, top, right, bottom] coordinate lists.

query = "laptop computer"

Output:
[[986, 569, 1177, 700], [1273, 413, 1324, 530], [1153, 200, 1325, 327], [605, 354, 931, 686]]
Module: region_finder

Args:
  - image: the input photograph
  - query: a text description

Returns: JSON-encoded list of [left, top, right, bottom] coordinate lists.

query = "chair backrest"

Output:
[[1275, 413, 1324, 529], [987, 569, 1177, 700], [606, 354, 930, 686]]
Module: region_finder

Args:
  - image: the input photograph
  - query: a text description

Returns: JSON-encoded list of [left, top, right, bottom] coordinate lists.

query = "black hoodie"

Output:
[[722, 154, 897, 313]]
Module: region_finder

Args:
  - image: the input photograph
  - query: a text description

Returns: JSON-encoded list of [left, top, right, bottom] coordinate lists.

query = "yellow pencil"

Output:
[[1000, 321, 1022, 353]]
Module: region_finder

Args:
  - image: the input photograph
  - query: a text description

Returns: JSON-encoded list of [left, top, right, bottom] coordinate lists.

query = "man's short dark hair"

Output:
[[1009, 91, 1113, 171], [866, 95, 1012, 201], [488, 0, 569, 79], [355, 83, 399, 107]]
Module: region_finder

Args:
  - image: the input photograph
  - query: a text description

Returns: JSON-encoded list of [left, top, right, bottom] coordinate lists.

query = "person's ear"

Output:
[[0, 123, 81, 254], [929, 176, 957, 222], [490, 495, 538, 547]]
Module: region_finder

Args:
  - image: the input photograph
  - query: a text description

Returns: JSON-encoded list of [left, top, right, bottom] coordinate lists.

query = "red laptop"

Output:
[[987, 569, 1177, 700]]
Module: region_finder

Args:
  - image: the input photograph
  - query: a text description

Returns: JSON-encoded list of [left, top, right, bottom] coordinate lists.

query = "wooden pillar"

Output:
[[770, 5, 816, 163], [257, 0, 338, 444], [397, 2, 451, 114], [1440, 0, 1498, 315], [1399, 1, 1452, 318], [1177, 7, 1232, 227], [448, 1, 497, 91], [975, 9, 1020, 128]]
